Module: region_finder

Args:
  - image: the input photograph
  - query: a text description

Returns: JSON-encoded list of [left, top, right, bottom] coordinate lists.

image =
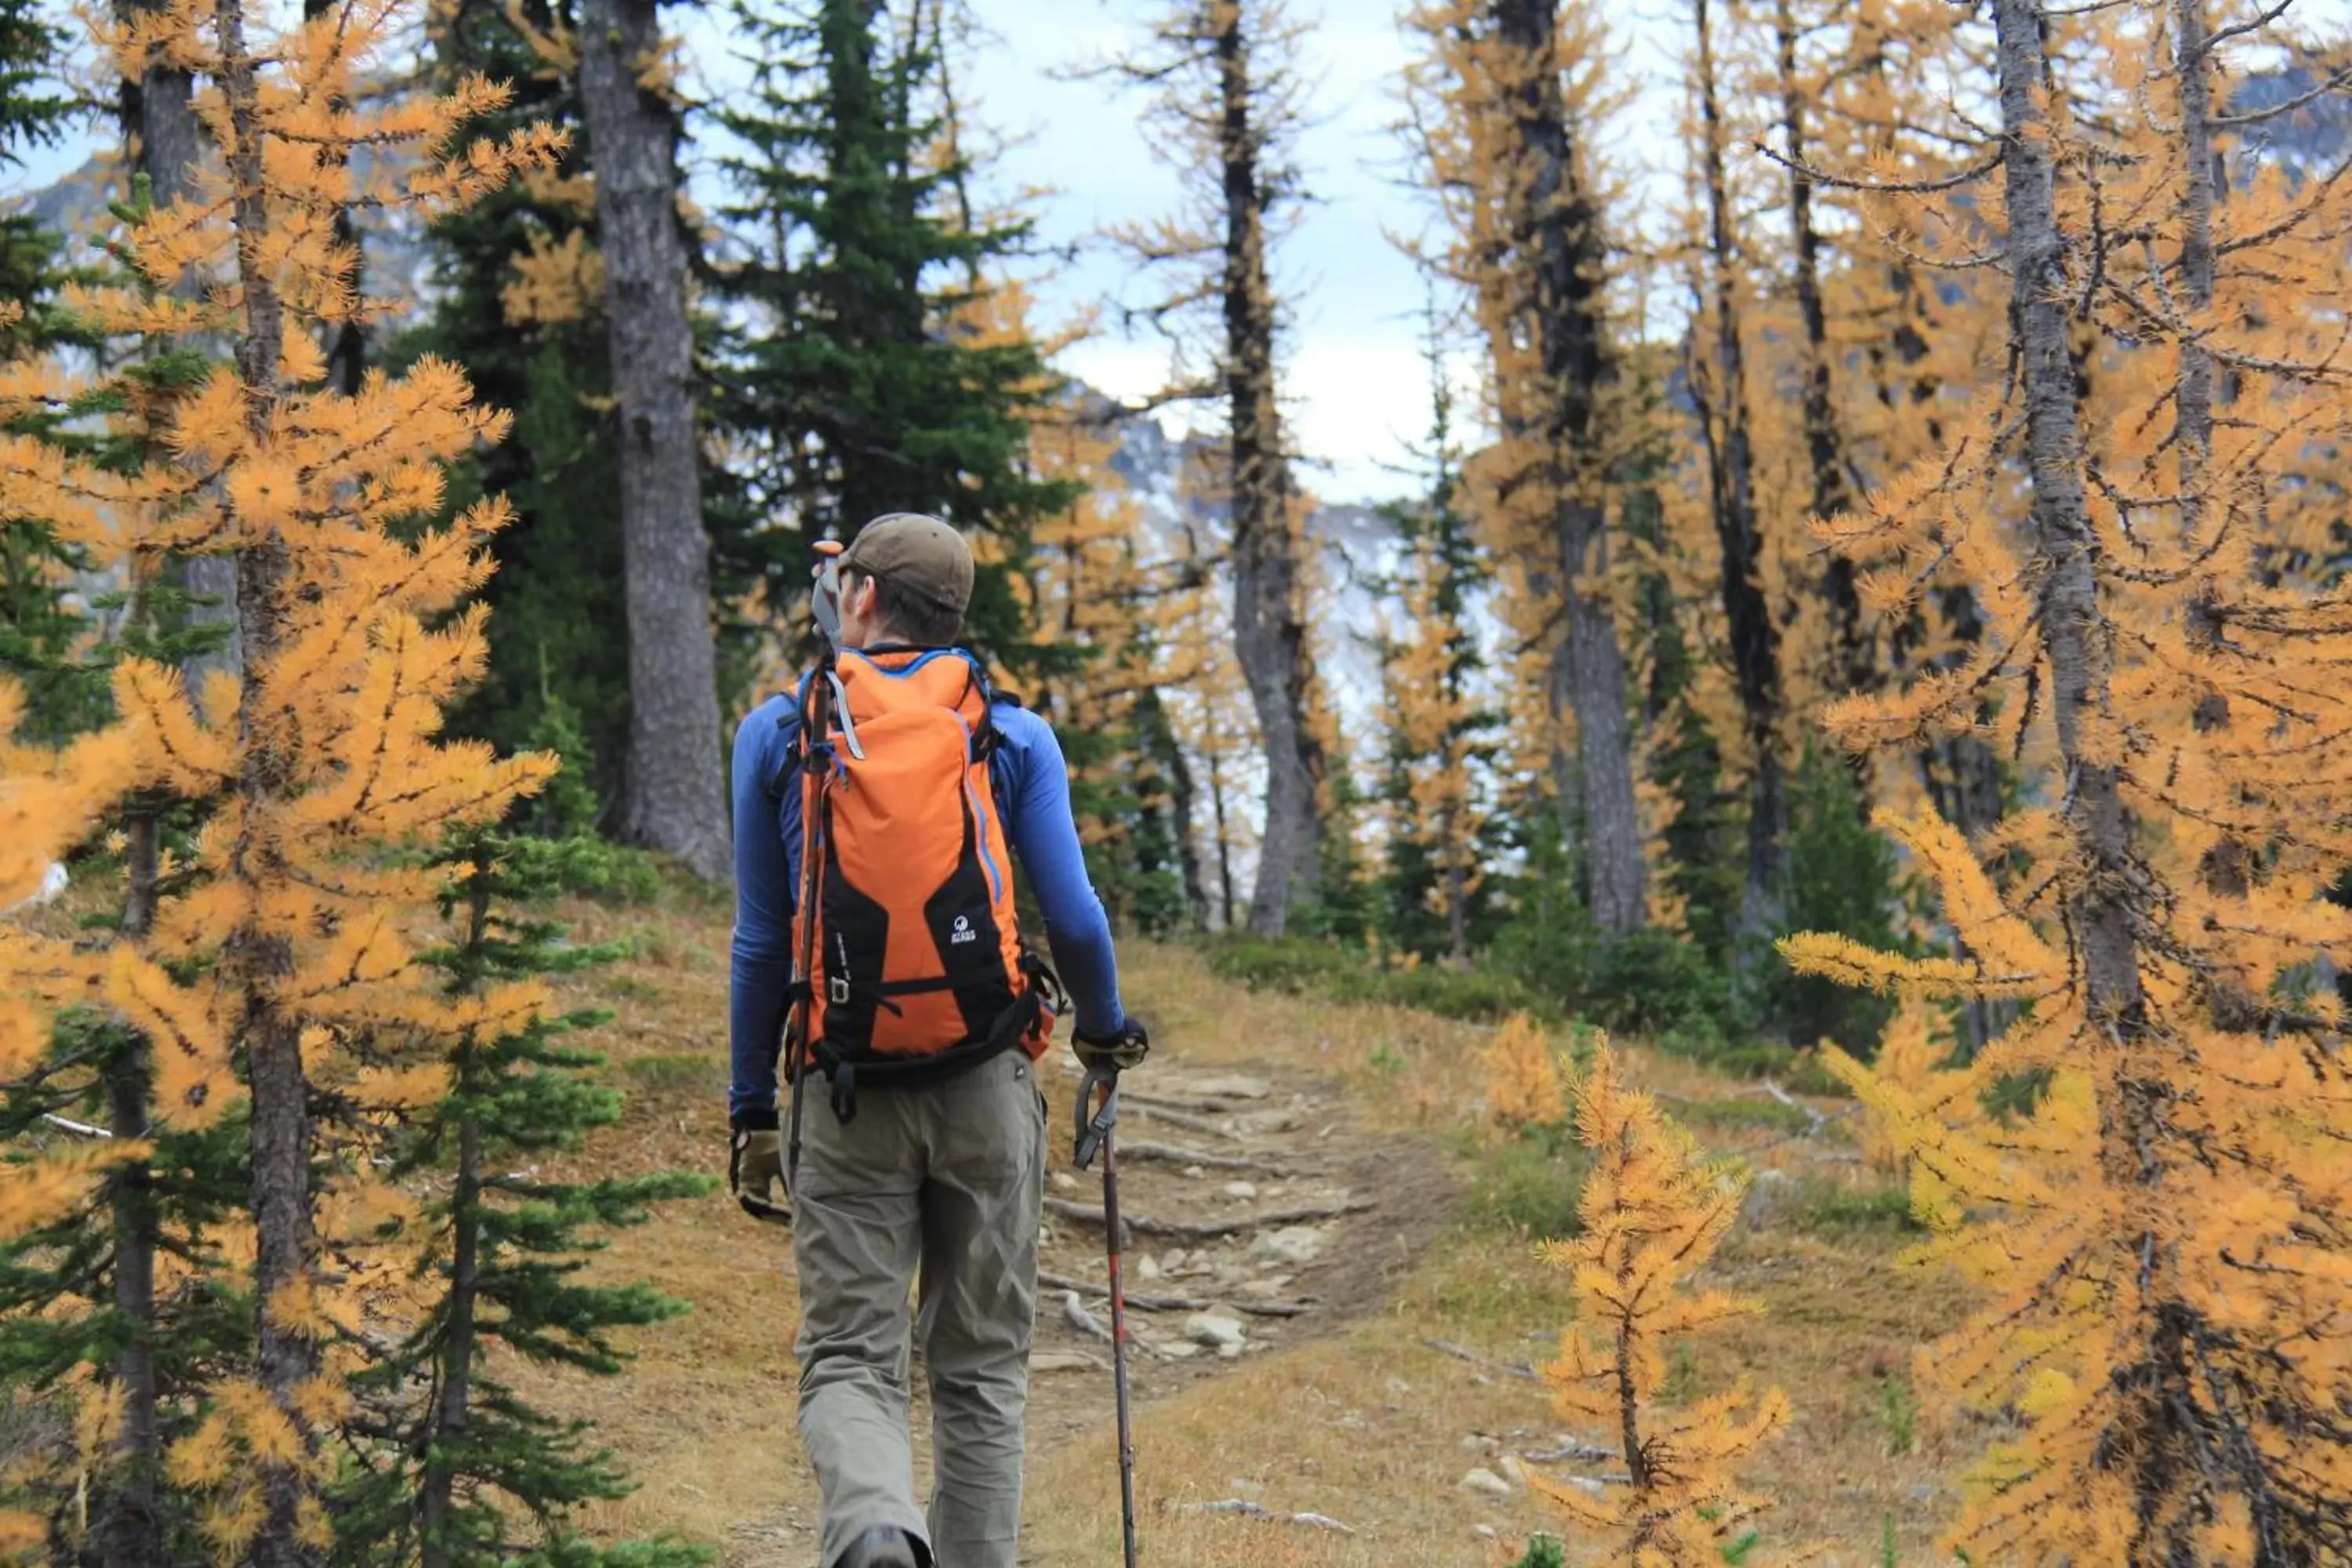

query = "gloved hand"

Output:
[[1073, 1017, 1149, 1074], [729, 1112, 789, 1224]]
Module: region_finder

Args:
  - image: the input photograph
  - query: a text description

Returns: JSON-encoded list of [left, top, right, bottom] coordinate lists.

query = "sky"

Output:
[[24, 0, 2345, 510], [938, 2, 1698, 507], [950, 2, 1445, 507]]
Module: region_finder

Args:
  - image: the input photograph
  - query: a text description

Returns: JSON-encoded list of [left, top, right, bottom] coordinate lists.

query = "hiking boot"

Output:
[[837, 1525, 921, 1568]]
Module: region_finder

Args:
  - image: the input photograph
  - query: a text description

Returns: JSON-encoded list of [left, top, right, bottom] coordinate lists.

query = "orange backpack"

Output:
[[790, 647, 1058, 1116]]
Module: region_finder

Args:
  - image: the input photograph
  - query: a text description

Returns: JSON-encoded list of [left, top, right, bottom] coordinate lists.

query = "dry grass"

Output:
[[477, 894, 1969, 1566]]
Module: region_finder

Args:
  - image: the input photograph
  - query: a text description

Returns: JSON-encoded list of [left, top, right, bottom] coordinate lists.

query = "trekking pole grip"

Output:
[[1073, 1066, 1118, 1171]]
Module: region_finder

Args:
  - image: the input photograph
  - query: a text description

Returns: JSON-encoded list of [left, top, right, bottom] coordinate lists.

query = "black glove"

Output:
[[729, 1109, 789, 1224], [1073, 1017, 1149, 1073]]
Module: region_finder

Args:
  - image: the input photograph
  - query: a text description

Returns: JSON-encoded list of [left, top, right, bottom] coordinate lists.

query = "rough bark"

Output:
[[1213, 4, 1323, 937], [1693, 0, 1788, 943], [1442, 815, 1471, 964], [218, 0, 322, 1556], [417, 1110, 481, 1568], [122, 0, 242, 713], [1774, 0, 1871, 710], [305, 0, 364, 396], [1145, 691, 1210, 929], [1207, 746, 1236, 932], [1992, 0, 2141, 1022], [100, 30, 195, 1564], [579, 0, 731, 882], [101, 811, 162, 1568], [1497, 0, 1646, 937]]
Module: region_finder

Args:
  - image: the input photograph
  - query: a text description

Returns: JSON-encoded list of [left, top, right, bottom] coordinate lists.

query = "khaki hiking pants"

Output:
[[792, 1050, 1047, 1568]]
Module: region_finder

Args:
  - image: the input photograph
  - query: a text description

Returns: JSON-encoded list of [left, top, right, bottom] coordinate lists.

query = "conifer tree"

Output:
[[1767, 0, 1872, 712], [338, 827, 705, 1567], [1377, 320, 1499, 963], [1009, 327, 1192, 931], [1787, 0, 2352, 1554], [0, 0, 563, 1556], [711, 0, 1071, 666], [1534, 1046, 1795, 1561], [577, 0, 728, 880], [1101, 0, 1327, 937], [1404, 0, 1648, 938], [1679, 0, 1788, 944], [0, 0, 101, 746], [410, 0, 634, 808]]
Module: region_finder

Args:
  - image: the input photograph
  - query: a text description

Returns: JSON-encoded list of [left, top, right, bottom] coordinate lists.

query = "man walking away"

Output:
[[727, 513, 1150, 1568]]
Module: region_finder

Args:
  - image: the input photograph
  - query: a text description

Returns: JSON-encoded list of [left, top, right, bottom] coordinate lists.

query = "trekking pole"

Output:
[[785, 543, 845, 1192], [1074, 1068, 1139, 1568]]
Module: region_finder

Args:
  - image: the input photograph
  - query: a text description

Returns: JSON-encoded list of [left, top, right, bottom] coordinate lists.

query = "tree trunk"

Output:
[[1774, 0, 1871, 710], [1991, 0, 2140, 1022], [1442, 803, 1471, 965], [1496, 0, 1646, 938], [305, 0, 364, 396], [1693, 0, 1788, 944], [417, 1109, 482, 1568], [1207, 745, 1236, 932], [121, 0, 241, 713], [100, 31, 196, 1563], [218, 0, 321, 1557], [101, 810, 162, 1568], [579, 0, 731, 882], [1214, 4, 1323, 937], [1144, 691, 1210, 929]]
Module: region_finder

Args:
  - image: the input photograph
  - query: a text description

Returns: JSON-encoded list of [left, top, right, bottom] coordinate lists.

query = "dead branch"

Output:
[[1176, 1499, 1356, 1534], [1043, 1196, 1373, 1242], [1059, 1289, 1110, 1343], [1420, 1336, 1539, 1382], [1123, 1102, 1238, 1139], [1113, 1139, 1282, 1174], [1038, 1269, 1314, 1319]]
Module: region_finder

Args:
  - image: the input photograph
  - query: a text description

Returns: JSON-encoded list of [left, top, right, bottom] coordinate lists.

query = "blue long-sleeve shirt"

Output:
[[728, 670, 1127, 1123]]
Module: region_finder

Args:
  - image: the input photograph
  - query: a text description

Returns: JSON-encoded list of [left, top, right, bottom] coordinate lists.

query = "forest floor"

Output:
[[521, 884, 1982, 1567]]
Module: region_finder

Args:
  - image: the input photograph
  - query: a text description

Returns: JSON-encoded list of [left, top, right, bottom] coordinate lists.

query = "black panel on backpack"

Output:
[[924, 783, 1015, 1042], [819, 807, 892, 1054]]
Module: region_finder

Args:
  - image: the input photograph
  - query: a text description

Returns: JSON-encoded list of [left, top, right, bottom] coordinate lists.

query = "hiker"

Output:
[[726, 512, 1150, 1568]]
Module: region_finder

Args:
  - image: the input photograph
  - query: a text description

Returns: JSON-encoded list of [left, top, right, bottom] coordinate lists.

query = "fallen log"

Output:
[[1114, 1139, 1280, 1174], [1123, 1102, 1235, 1139], [1176, 1499, 1355, 1535], [1122, 1090, 1256, 1116], [1044, 1195, 1374, 1243], [1037, 1269, 1314, 1319], [1421, 1336, 1538, 1382], [1060, 1290, 1110, 1343], [1521, 1439, 1621, 1465]]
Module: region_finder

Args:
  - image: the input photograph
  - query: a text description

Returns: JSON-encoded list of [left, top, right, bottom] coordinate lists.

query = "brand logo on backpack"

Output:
[[950, 914, 977, 946]]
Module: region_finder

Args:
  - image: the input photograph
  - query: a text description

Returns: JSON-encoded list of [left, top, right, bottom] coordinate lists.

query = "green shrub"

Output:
[[1794, 1182, 1920, 1235], [1513, 1537, 1566, 1568], [1748, 746, 1907, 1054], [1200, 935, 1556, 1025], [1464, 1122, 1590, 1241]]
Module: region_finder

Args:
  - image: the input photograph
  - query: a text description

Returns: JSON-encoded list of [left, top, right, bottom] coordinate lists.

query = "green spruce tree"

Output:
[[399, 0, 635, 814], [709, 0, 1073, 665], [0, 0, 100, 743], [338, 822, 710, 1566]]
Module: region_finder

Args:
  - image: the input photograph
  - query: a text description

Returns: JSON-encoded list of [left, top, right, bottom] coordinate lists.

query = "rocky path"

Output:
[[720, 1054, 1456, 1564]]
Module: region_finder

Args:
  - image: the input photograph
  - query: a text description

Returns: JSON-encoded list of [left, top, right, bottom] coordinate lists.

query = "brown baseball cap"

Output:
[[838, 512, 974, 615]]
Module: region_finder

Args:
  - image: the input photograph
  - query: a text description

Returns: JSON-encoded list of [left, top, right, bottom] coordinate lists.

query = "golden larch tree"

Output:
[[1786, 0, 2352, 1556], [1534, 1045, 1795, 1563], [0, 0, 561, 1555], [1403, 0, 1650, 938]]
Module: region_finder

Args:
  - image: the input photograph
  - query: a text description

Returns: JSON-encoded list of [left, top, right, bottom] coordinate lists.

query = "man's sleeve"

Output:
[[997, 709, 1126, 1038], [728, 699, 798, 1126]]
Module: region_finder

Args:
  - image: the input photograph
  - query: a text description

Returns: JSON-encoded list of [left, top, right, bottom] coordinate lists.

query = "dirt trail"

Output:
[[716, 1052, 1457, 1565]]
